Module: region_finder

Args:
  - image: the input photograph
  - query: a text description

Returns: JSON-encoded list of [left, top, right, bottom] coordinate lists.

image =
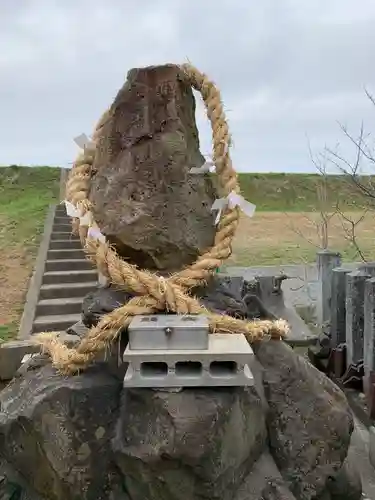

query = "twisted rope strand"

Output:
[[34, 64, 289, 375]]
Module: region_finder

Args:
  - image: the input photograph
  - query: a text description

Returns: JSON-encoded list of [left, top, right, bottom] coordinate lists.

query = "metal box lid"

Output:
[[128, 314, 210, 350], [128, 314, 209, 331]]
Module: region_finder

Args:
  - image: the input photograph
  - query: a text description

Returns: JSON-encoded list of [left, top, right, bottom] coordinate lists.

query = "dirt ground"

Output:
[[0, 247, 33, 339], [228, 211, 375, 267]]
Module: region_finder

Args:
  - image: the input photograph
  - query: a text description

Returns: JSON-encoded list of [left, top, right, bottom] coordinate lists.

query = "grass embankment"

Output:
[[238, 172, 367, 211], [0, 168, 373, 342], [0, 166, 60, 341]]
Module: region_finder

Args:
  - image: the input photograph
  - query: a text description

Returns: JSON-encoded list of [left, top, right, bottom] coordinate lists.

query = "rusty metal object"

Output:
[[326, 343, 347, 379], [339, 360, 364, 391]]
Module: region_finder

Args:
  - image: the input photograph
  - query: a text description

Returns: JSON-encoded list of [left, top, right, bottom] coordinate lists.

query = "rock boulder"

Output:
[[0, 339, 361, 500], [113, 385, 266, 500], [0, 364, 124, 500], [89, 64, 217, 272], [80, 275, 277, 329]]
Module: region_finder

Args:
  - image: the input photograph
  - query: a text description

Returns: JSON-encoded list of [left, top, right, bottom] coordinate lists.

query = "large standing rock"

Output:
[[0, 339, 361, 500], [90, 64, 217, 272]]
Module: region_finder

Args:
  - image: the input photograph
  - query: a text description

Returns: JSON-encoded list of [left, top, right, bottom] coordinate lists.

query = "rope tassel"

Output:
[[34, 63, 289, 375]]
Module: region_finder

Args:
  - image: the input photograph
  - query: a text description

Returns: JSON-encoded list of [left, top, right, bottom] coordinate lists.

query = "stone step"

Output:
[[50, 232, 78, 241], [53, 223, 72, 232], [53, 221, 71, 228], [49, 239, 83, 250], [45, 259, 92, 272], [54, 216, 71, 224], [36, 297, 84, 316], [47, 248, 86, 260], [42, 270, 98, 285], [39, 281, 97, 299], [55, 208, 68, 216], [32, 313, 82, 334]]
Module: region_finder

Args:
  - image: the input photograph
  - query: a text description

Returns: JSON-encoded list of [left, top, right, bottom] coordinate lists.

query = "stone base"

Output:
[[0, 340, 40, 381], [0, 334, 80, 382], [123, 333, 254, 388]]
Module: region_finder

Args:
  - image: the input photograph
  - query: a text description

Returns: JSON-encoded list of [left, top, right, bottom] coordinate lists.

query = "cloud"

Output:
[[1, 0, 375, 172]]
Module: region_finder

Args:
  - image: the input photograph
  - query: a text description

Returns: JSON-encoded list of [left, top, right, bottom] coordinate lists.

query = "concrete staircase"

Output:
[[26, 204, 98, 336]]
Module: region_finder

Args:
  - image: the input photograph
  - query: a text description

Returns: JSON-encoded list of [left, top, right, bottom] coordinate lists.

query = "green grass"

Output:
[[0, 166, 60, 342], [238, 172, 370, 211], [0, 165, 60, 251], [0, 302, 26, 344], [228, 238, 375, 267], [0, 324, 17, 343]]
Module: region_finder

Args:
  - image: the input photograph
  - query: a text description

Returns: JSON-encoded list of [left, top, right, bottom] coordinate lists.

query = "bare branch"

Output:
[[339, 121, 375, 167], [335, 204, 368, 262], [364, 87, 375, 108], [285, 213, 321, 249]]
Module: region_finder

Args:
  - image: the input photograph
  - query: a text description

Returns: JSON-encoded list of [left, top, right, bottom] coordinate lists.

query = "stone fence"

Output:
[[313, 250, 375, 420]]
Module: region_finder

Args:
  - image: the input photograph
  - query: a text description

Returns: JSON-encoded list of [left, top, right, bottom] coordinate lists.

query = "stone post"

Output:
[[358, 262, 375, 277], [346, 270, 370, 367], [316, 250, 342, 327], [330, 267, 351, 348], [364, 277, 375, 396]]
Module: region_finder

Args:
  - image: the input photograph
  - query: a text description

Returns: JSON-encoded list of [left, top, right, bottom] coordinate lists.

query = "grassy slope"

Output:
[[0, 166, 60, 247], [0, 166, 60, 341], [0, 169, 366, 233], [238, 173, 367, 211]]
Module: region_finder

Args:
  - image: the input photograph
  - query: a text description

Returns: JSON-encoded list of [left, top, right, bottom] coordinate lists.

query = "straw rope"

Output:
[[35, 63, 289, 375]]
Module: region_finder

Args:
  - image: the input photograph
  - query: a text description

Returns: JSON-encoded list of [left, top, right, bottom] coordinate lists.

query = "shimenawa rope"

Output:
[[34, 63, 289, 375]]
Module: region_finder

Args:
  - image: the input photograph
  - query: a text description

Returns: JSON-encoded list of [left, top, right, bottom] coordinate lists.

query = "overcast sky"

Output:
[[1, 0, 374, 172]]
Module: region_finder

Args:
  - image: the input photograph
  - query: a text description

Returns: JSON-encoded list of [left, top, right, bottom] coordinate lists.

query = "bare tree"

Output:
[[287, 142, 338, 250], [307, 143, 339, 249], [317, 89, 375, 262], [286, 89, 373, 264], [325, 89, 375, 207], [333, 203, 369, 262]]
